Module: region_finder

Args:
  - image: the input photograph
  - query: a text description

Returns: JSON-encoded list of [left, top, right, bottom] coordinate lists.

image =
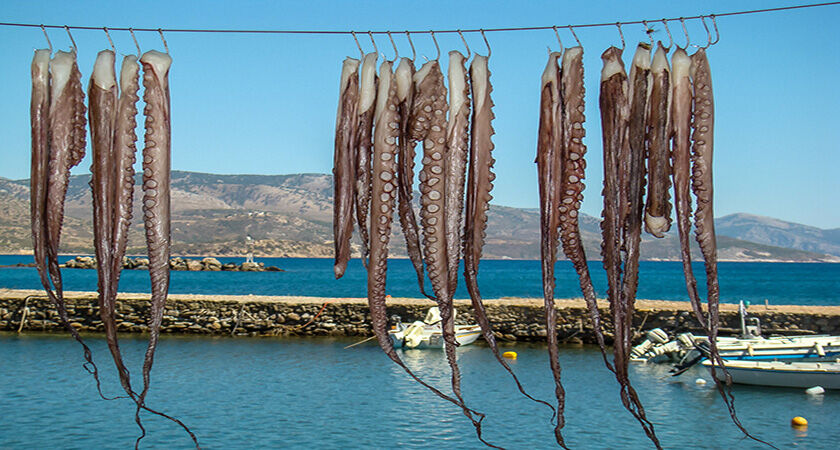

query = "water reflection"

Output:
[[2, 334, 838, 449]]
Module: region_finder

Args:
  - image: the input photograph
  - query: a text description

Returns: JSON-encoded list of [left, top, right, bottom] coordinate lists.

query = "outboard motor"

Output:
[[630, 328, 670, 359]]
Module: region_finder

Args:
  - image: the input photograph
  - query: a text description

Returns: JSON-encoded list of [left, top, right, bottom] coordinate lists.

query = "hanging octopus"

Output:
[[643, 42, 673, 238], [411, 58, 493, 443], [535, 50, 569, 447], [89, 49, 135, 397], [466, 50, 553, 422], [599, 45, 661, 449], [333, 57, 360, 279], [355, 52, 378, 268], [557, 46, 613, 370], [394, 55, 430, 298], [31, 48, 111, 397]]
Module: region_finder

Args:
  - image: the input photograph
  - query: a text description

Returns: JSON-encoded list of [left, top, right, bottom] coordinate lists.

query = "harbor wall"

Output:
[[2, 290, 839, 343]]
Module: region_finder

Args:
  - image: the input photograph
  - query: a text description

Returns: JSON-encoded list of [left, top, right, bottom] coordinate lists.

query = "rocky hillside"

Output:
[[1, 172, 837, 262], [716, 213, 840, 257]]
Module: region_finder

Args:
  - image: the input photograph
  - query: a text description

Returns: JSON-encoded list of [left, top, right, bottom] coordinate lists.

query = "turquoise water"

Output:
[[1, 255, 838, 305], [0, 334, 837, 449]]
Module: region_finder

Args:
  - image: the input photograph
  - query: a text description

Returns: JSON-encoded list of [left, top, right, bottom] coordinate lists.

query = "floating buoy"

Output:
[[805, 386, 825, 395], [695, 378, 706, 385], [791, 416, 808, 428], [502, 351, 517, 360]]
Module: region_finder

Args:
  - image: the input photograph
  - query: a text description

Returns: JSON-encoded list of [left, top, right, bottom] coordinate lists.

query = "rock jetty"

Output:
[[2, 290, 838, 341], [62, 256, 283, 272]]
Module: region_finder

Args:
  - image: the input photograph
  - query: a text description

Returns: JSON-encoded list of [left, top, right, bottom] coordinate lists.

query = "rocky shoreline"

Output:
[[7, 256, 284, 272], [2, 289, 838, 342]]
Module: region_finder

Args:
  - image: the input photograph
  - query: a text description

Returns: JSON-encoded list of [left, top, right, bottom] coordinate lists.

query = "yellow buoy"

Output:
[[791, 416, 808, 428], [502, 351, 517, 360]]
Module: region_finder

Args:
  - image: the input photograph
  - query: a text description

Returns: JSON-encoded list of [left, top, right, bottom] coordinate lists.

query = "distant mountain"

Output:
[[2, 172, 838, 262], [716, 213, 840, 257]]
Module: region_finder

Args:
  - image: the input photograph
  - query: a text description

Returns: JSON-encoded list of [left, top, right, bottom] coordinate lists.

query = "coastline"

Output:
[[3, 289, 838, 343]]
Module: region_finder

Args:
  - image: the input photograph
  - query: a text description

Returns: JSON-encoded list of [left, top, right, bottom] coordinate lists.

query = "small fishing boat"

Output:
[[389, 307, 482, 349], [703, 359, 840, 389], [631, 301, 840, 364]]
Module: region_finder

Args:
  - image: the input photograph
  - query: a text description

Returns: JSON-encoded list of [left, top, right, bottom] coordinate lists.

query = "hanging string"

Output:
[[2, 2, 837, 35], [40, 24, 53, 53], [129, 28, 142, 56]]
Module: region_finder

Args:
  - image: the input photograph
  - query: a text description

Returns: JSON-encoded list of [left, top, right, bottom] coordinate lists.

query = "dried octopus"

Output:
[[598, 44, 661, 448], [333, 54, 492, 447], [669, 46, 769, 446], [31, 45, 196, 447], [30, 48, 106, 395], [467, 53, 553, 419], [535, 44, 621, 447], [535, 50, 568, 446]]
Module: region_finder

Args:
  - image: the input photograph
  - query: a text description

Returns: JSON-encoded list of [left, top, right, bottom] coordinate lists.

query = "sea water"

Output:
[[1, 255, 838, 306], [0, 334, 837, 449]]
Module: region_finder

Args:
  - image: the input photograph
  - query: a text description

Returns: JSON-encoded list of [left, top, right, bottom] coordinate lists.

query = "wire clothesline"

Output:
[[1, 1, 838, 36]]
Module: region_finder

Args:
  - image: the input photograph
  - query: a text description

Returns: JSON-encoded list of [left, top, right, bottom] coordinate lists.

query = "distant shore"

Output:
[[2, 289, 838, 342], [1, 253, 837, 263]]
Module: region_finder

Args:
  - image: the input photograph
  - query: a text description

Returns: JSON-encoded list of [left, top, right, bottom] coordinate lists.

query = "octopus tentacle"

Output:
[[621, 43, 651, 354], [333, 57, 360, 279], [368, 60, 491, 447], [413, 59, 494, 445], [534, 51, 569, 447], [40, 50, 112, 396], [46, 50, 87, 297], [557, 46, 614, 371], [644, 43, 673, 238], [355, 53, 378, 268], [690, 48, 769, 445], [444, 50, 470, 295], [30, 49, 52, 304], [89, 50, 135, 395], [670, 48, 707, 330], [600, 46, 661, 449], [394, 57, 431, 298], [110, 55, 141, 309], [461, 53, 554, 420]]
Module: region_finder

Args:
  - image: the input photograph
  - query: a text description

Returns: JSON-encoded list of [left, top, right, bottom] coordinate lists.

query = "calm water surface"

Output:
[[1, 334, 837, 449], [1, 255, 838, 305]]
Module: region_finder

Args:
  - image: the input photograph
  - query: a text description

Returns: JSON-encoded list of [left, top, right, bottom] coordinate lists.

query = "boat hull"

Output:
[[389, 325, 482, 349], [704, 359, 840, 389]]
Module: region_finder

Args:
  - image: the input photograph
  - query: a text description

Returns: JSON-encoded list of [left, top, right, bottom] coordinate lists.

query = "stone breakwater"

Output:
[[2, 289, 839, 342], [59, 256, 283, 272]]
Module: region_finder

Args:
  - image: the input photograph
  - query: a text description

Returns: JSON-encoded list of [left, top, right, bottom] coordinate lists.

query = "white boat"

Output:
[[703, 359, 840, 389], [389, 307, 482, 349], [631, 301, 840, 364], [715, 335, 840, 361]]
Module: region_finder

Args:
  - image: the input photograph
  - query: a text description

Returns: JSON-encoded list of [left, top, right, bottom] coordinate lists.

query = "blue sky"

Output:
[[1, 0, 838, 228]]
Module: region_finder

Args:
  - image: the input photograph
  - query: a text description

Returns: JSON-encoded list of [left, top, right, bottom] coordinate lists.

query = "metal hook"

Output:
[[103, 27, 116, 53], [158, 28, 169, 53], [552, 26, 564, 54], [660, 19, 674, 51], [642, 20, 654, 47], [430, 30, 440, 60], [708, 15, 720, 46], [568, 25, 582, 47], [40, 24, 53, 53], [457, 30, 471, 60], [615, 22, 625, 50], [367, 31, 379, 60], [679, 17, 690, 48], [405, 31, 416, 60], [480, 29, 491, 58], [64, 25, 77, 53], [351, 31, 364, 59], [129, 28, 141, 56], [387, 31, 399, 61], [157, 28, 169, 54]]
